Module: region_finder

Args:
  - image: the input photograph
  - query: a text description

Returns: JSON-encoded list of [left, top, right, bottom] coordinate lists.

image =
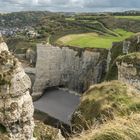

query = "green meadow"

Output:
[[56, 29, 134, 49], [115, 16, 140, 20]]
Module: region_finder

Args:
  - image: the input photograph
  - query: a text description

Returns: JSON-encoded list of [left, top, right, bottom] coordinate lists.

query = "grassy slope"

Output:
[[56, 29, 134, 48], [71, 114, 140, 140], [115, 16, 140, 20], [71, 81, 140, 131]]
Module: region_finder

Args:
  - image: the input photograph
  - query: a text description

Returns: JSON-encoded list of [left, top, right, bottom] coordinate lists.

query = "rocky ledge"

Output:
[[117, 52, 140, 91], [0, 37, 35, 140]]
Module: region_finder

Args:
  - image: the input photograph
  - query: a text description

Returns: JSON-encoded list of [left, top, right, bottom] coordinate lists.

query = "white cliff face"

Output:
[[117, 53, 140, 91], [33, 44, 106, 98], [117, 62, 140, 91], [122, 40, 131, 54], [0, 39, 35, 140], [0, 42, 8, 53], [26, 48, 36, 65], [137, 35, 140, 44], [106, 48, 111, 72], [0, 34, 8, 53]]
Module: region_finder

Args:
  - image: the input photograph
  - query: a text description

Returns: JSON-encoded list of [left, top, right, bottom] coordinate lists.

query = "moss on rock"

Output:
[[0, 51, 17, 87], [116, 52, 140, 66], [34, 120, 65, 140]]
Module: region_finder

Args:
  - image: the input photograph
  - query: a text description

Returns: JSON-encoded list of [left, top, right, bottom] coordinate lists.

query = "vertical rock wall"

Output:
[[33, 44, 107, 98], [117, 53, 140, 91], [0, 35, 35, 140], [0, 33, 8, 53], [122, 40, 131, 54]]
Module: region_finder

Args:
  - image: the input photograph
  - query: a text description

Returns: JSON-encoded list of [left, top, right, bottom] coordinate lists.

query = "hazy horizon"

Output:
[[0, 0, 140, 13]]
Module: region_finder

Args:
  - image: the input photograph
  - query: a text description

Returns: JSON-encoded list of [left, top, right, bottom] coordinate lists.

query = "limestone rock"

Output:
[[34, 120, 65, 140], [0, 34, 8, 53], [117, 52, 140, 91], [106, 48, 111, 72], [122, 40, 131, 54], [33, 44, 107, 99], [26, 48, 36, 65], [0, 37, 35, 140]]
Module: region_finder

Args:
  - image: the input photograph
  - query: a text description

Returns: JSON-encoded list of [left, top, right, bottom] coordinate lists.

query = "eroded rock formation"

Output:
[[33, 44, 107, 98], [106, 34, 140, 81], [0, 35, 35, 140], [0, 34, 8, 53], [26, 48, 36, 65], [122, 40, 131, 54], [117, 52, 140, 91], [34, 120, 65, 140]]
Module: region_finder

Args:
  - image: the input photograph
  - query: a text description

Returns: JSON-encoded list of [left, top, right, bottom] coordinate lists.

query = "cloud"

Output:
[[0, 0, 140, 12]]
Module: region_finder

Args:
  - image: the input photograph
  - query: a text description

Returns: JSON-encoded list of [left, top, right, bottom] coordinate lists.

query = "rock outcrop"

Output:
[[0, 35, 35, 140], [106, 33, 140, 80], [34, 120, 65, 140], [26, 48, 36, 65], [117, 52, 140, 91], [122, 40, 131, 54], [33, 44, 107, 98], [0, 34, 8, 53]]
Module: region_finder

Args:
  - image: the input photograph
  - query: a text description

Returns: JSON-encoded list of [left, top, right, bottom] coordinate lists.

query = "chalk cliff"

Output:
[[117, 52, 140, 91], [33, 44, 107, 98], [0, 35, 35, 140], [0, 34, 8, 53], [106, 33, 140, 80]]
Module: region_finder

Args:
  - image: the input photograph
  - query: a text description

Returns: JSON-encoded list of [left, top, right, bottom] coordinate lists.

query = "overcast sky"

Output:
[[0, 0, 140, 13]]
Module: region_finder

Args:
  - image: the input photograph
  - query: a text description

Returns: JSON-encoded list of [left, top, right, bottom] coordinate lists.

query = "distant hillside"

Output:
[[112, 10, 140, 16], [1, 11, 140, 52], [0, 11, 52, 27]]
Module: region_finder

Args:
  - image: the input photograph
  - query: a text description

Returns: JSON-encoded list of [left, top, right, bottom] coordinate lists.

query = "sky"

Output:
[[0, 0, 140, 13]]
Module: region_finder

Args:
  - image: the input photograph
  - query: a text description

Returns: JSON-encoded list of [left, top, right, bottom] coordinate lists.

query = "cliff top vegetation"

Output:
[[71, 80, 140, 131]]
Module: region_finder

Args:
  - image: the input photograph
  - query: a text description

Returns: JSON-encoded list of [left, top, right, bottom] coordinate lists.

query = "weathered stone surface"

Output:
[[117, 52, 140, 91], [33, 44, 106, 98], [0, 34, 8, 53], [106, 48, 111, 72], [25, 67, 36, 88], [34, 120, 65, 140], [26, 48, 36, 65], [122, 40, 131, 54], [0, 37, 35, 140], [0, 42, 9, 53]]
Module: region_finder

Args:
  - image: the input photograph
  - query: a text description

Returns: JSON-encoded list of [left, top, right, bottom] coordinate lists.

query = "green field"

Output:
[[115, 16, 140, 20], [65, 17, 75, 21], [56, 29, 134, 49]]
